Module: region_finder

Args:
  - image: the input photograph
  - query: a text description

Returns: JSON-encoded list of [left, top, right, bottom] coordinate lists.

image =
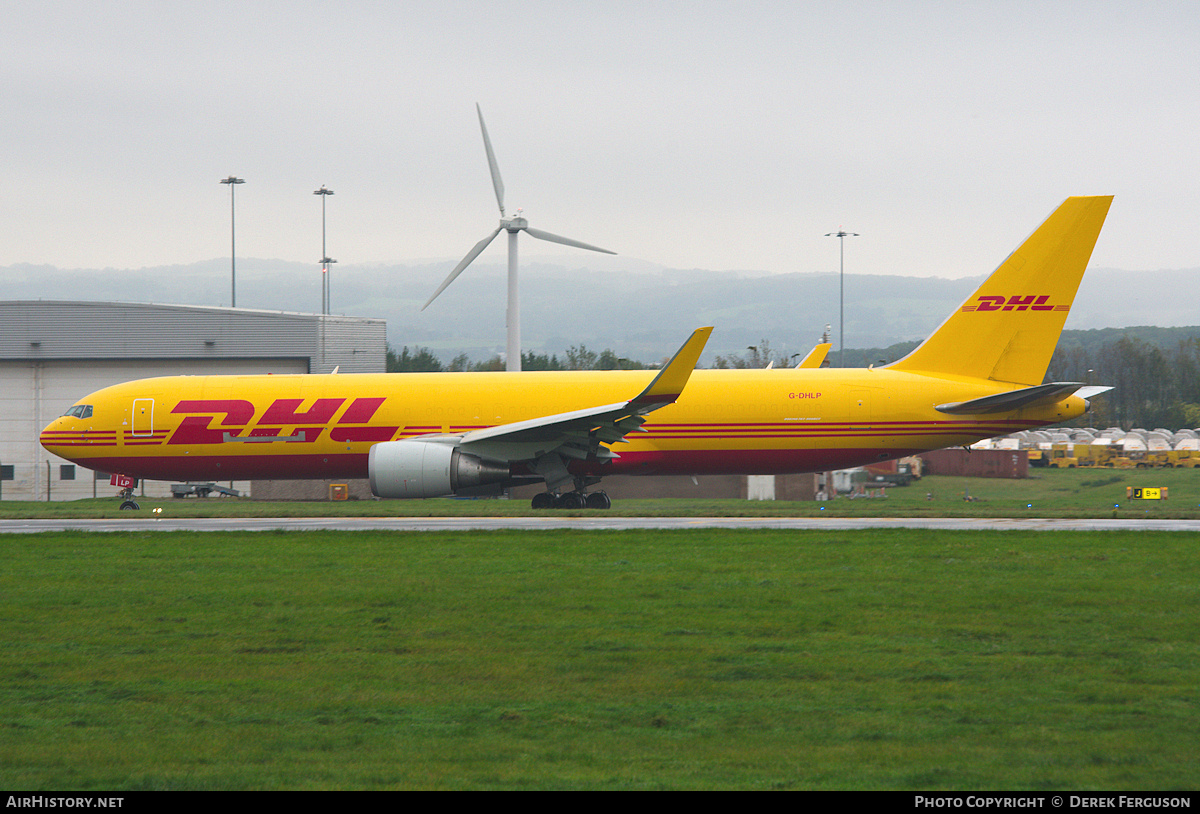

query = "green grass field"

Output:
[[2, 466, 1199, 519], [2, 527, 1198, 790]]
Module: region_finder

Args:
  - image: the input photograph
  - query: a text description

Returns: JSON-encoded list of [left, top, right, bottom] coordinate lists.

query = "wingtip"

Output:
[[631, 326, 713, 408]]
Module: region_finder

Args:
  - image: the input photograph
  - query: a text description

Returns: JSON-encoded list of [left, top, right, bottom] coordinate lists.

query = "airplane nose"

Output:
[[40, 418, 65, 450], [41, 417, 79, 457]]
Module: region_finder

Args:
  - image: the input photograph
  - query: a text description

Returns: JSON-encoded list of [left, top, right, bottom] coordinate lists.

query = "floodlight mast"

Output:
[[220, 177, 245, 307], [825, 228, 859, 367], [314, 186, 335, 314]]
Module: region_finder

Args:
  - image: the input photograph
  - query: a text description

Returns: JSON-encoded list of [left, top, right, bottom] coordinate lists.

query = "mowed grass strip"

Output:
[[2, 528, 1197, 790], [3, 467, 1199, 519]]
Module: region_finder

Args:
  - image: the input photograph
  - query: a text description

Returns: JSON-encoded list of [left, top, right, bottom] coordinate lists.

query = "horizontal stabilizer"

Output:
[[1075, 385, 1114, 401], [935, 382, 1088, 414]]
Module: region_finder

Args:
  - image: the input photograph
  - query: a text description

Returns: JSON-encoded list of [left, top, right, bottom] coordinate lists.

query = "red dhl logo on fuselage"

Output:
[[167, 397, 397, 445], [961, 295, 1069, 312]]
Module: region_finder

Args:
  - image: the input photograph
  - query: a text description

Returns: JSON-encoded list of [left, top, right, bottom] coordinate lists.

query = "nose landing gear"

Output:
[[118, 487, 140, 511], [109, 475, 141, 510]]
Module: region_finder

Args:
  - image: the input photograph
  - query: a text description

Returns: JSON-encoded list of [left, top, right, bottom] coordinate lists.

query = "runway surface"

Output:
[[3, 516, 1200, 533]]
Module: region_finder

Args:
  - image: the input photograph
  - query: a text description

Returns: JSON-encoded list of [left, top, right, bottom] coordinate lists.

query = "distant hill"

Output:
[[3, 259, 1197, 365]]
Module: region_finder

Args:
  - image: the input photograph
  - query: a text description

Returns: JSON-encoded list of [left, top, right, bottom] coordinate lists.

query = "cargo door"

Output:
[[848, 388, 873, 427]]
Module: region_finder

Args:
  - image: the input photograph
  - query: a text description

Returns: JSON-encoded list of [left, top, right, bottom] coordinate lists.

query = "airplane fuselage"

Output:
[[40, 366, 1086, 483]]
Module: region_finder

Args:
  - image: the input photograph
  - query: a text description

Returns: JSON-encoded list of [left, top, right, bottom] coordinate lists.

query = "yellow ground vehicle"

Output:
[[1047, 444, 1078, 468]]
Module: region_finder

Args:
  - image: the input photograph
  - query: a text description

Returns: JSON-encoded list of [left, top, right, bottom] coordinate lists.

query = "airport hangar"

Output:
[[1, 301, 385, 502]]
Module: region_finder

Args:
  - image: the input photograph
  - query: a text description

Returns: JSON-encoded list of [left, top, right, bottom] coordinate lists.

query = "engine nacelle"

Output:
[[368, 440, 510, 499]]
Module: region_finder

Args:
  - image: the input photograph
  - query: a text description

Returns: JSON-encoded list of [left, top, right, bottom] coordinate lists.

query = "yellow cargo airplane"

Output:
[[42, 196, 1113, 509]]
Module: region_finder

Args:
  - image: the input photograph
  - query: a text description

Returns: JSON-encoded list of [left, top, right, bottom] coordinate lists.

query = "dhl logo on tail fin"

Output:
[[962, 295, 1069, 312], [887, 196, 1112, 386]]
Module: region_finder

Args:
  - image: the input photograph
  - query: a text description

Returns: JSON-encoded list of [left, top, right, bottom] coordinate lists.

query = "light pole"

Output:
[[825, 228, 859, 367], [314, 186, 334, 314], [320, 256, 337, 314], [220, 177, 244, 307]]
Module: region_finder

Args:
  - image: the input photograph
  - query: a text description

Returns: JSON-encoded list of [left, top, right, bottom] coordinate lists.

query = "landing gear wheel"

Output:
[[531, 492, 555, 510], [585, 491, 612, 510], [554, 492, 586, 509], [119, 500, 140, 511]]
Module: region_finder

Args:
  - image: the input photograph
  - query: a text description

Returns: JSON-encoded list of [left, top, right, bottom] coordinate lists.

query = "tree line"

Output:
[[387, 345, 654, 373], [1047, 331, 1200, 430]]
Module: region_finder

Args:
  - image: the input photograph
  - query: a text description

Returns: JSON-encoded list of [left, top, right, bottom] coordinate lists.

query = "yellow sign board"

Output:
[[1128, 487, 1167, 500]]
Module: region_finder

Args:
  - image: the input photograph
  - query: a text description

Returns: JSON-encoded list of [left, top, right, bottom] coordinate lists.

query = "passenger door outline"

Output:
[[132, 398, 154, 437]]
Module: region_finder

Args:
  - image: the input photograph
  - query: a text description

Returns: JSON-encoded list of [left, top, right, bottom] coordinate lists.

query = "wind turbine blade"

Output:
[[476, 103, 505, 216], [524, 226, 616, 255], [421, 227, 502, 310]]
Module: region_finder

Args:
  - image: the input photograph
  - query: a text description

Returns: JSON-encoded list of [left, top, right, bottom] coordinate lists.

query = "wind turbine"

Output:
[[422, 104, 616, 371]]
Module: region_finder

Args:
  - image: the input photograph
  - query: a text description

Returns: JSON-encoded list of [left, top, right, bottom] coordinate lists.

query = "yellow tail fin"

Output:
[[887, 196, 1113, 386]]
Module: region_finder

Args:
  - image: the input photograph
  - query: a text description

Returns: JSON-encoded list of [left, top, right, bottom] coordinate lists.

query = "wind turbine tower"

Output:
[[423, 104, 616, 371]]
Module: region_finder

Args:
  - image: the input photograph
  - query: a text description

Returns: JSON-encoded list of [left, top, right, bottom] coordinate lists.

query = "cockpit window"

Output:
[[63, 405, 93, 419]]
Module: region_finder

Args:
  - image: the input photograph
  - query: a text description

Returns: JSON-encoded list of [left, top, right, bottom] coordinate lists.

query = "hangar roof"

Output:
[[1, 301, 385, 373]]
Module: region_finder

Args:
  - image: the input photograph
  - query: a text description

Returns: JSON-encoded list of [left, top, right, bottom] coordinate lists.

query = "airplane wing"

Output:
[[796, 342, 832, 369], [455, 327, 713, 464]]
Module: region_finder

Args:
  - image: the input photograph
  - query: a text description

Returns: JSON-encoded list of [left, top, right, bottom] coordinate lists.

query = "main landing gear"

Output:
[[531, 490, 612, 510]]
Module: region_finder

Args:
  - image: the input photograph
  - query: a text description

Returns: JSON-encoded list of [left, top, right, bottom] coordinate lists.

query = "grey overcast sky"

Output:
[[4, 0, 1198, 280]]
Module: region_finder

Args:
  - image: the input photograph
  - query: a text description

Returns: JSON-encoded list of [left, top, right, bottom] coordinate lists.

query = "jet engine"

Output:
[[368, 440, 510, 498]]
